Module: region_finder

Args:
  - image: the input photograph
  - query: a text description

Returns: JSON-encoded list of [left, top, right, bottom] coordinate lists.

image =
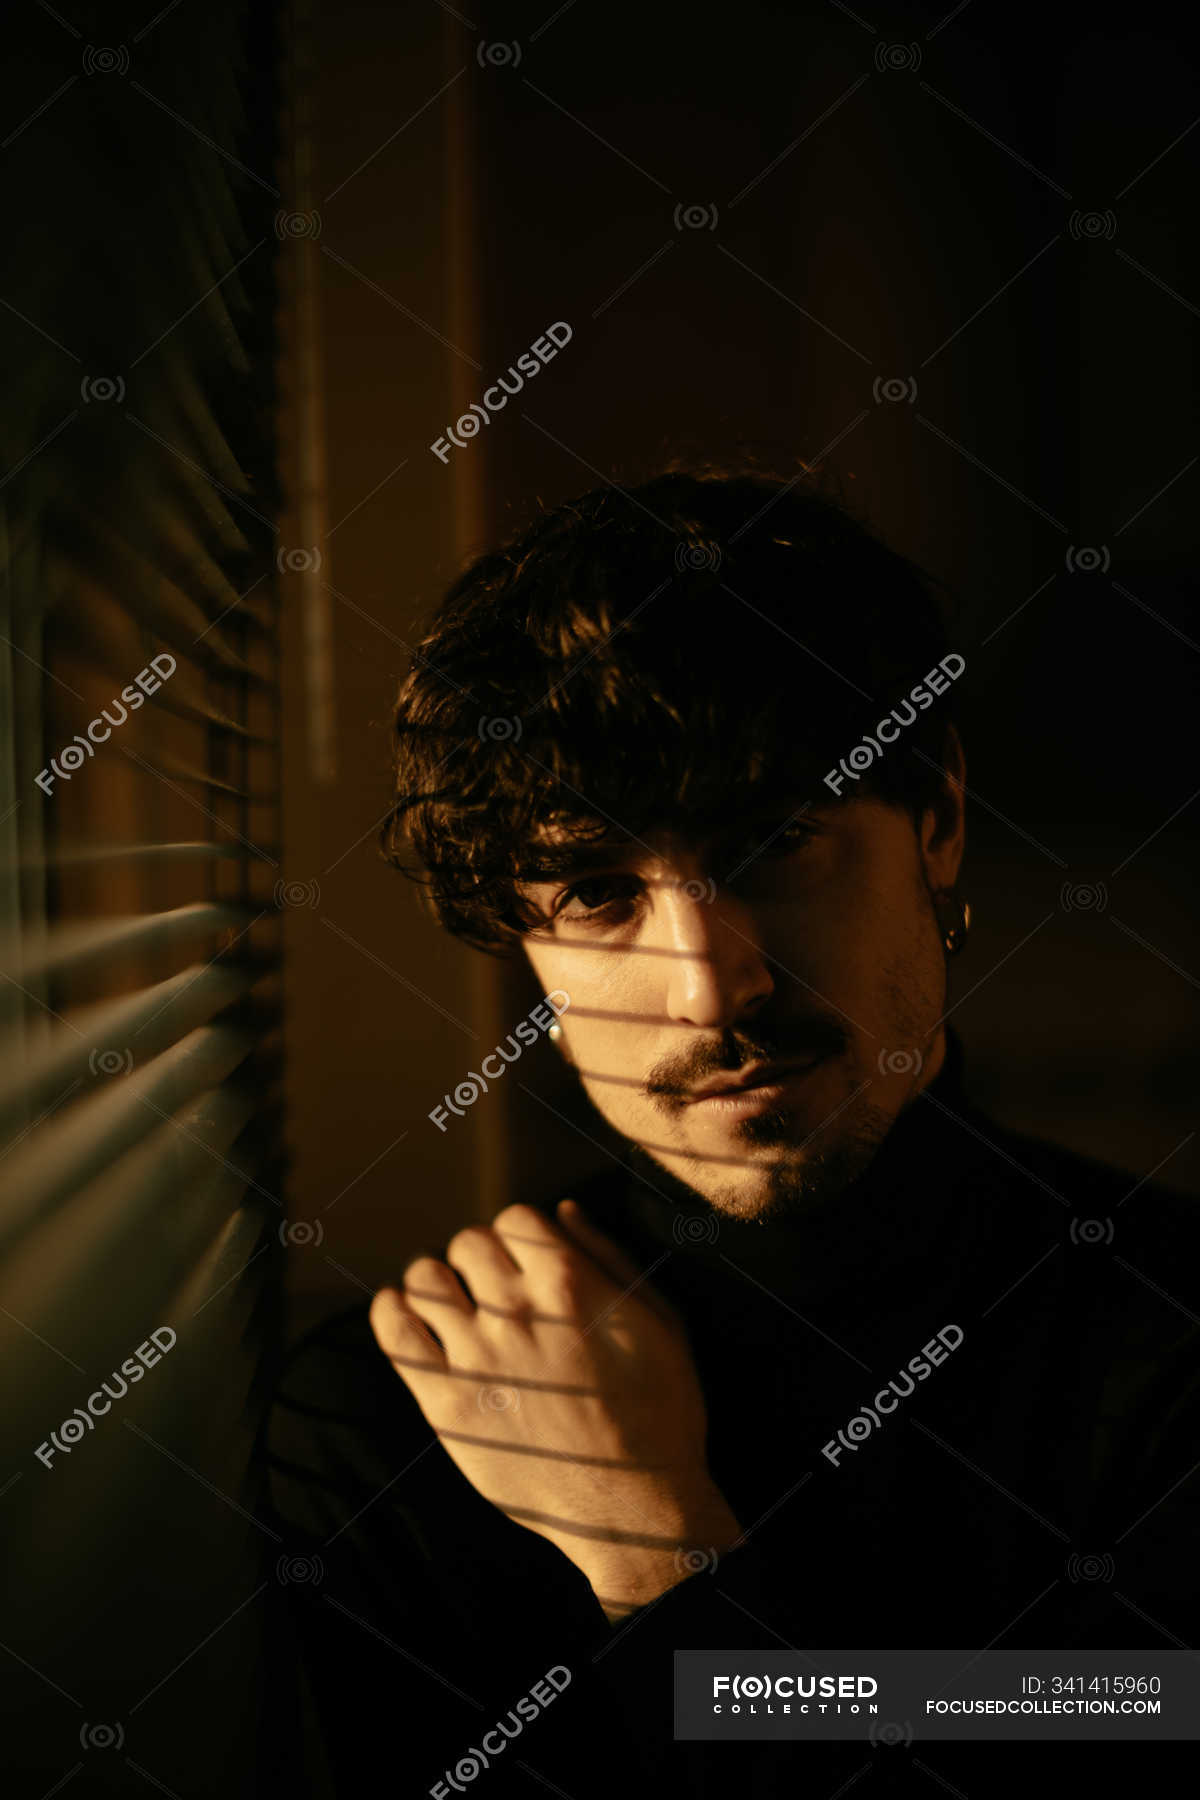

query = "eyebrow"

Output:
[[513, 837, 639, 886], [512, 792, 820, 887]]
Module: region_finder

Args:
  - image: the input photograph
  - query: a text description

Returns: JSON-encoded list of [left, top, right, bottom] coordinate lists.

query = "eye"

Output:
[[552, 874, 641, 926], [715, 817, 819, 891], [760, 819, 817, 855], [730, 816, 817, 863]]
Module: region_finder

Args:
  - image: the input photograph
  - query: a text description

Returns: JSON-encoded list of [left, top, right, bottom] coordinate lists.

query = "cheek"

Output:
[[847, 881, 945, 1034], [761, 888, 873, 980], [762, 873, 923, 1009], [578, 953, 654, 1072], [560, 953, 665, 1125], [526, 942, 650, 1056]]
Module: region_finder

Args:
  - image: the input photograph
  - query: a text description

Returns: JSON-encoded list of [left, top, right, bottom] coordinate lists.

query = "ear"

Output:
[[917, 723, 966, 893]]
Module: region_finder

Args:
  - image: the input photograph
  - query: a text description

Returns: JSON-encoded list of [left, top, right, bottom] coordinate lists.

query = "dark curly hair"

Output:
[[379, 458, 962, 954]]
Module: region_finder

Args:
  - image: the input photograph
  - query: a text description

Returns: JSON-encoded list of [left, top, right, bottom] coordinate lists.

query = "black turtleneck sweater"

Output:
[[265, 1032, 1200, 1797]]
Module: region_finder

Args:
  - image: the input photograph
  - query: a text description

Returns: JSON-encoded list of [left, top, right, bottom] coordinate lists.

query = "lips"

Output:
[[687, 1054, 825, 1101]]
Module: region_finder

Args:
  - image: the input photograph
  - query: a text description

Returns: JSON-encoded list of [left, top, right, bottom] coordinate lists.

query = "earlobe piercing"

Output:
[[943, 896, 971, 956]]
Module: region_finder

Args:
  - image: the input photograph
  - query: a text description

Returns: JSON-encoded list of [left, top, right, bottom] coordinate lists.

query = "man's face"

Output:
[[519, 781, 965, 1224]]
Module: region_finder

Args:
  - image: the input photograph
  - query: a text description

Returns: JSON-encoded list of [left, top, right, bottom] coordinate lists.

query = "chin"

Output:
[[701, 1186, 789, 1225], [719, 1127, 892, 1221]]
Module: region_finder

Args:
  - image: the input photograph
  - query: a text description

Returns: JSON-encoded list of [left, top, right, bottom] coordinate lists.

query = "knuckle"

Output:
[[542, 1250, 586, 1311], [506, 1292, 537, 1325]]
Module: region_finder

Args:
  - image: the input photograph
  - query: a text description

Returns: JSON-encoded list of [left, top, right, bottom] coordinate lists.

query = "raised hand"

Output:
[[368, 1199, 742, 1616]]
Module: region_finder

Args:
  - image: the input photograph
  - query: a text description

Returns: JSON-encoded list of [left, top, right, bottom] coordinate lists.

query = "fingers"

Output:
[[553, 1199, 677, 1325], [552, 1199, 650, 1289], [489, 1200, 631, 1310], [399, 1252, 484, 1353], [403, 1254, 475, 1314], [488, 1201, 672, 1326], [485, 1202, 567, 1273], [443, 1223, 523, 1311], [372, 1201, 672, 1382], [369, 1284, 447, 1372]]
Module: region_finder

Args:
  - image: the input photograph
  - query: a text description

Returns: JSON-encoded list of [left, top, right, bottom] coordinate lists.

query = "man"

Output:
[[267, 465, 1198, 1797]]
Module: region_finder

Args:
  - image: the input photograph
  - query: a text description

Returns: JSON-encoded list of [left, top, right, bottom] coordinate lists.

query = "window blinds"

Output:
[[1, 4, 290, 1791]]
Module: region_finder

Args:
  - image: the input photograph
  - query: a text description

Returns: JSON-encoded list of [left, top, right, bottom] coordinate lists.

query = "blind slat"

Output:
[[0, 1020, 262, 1247], [20, 841, 279, 870], [0, 957, 267, 1129], [64, 517, 267, 674], [4, 902, 265, 982], [48, 597, 279, 697], [119, 754, 277, 802], [0, 1100, 275, 1440]]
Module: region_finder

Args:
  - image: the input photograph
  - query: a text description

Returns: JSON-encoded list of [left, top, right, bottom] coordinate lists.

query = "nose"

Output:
[[657, 873, 774, 1030]]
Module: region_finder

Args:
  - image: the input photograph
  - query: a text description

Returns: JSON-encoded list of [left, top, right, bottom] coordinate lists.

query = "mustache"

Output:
[[645, 1015, 848, 1101]]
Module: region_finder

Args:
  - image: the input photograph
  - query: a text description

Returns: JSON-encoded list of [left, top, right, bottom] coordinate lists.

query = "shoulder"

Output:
[[977, 1115, 1200, 1261], [970, 1113, 1200, 1396]]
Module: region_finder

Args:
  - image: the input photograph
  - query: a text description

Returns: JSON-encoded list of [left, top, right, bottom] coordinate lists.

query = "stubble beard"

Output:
[[626, 1089, 898, 1228]]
